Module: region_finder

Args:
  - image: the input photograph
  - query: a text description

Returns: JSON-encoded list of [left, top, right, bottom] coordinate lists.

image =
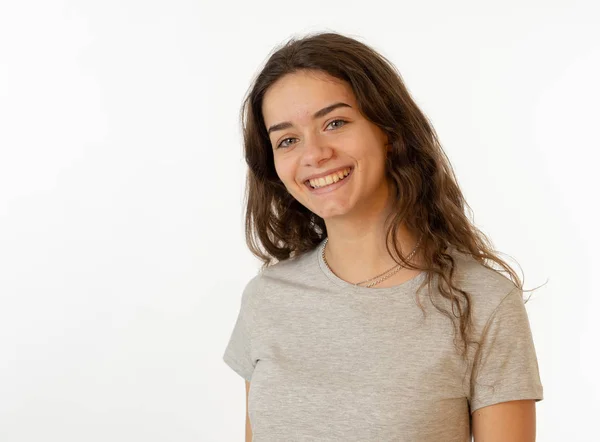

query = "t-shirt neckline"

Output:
[[315, 237, 428, 295]]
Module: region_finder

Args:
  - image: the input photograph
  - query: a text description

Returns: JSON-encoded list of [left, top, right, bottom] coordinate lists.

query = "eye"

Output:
[[275, 120, 347, 149], [325, 119, 347, 130], [277, 137, 298, 149]]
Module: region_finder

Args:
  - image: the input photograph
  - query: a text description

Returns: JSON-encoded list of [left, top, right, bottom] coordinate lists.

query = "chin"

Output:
[[314, 205, 353, 219]]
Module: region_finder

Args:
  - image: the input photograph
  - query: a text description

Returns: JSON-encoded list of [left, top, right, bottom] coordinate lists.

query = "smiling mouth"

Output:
[[303, 166, 354, 192]]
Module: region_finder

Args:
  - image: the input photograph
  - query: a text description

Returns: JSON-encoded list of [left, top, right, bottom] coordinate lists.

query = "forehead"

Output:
[[262, 70, 356, 127]]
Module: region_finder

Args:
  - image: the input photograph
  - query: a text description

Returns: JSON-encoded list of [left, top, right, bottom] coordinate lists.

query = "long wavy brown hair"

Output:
[[238, 31, 544, 361]]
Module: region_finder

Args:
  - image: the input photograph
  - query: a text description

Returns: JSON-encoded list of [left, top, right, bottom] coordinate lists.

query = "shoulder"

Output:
[[259, 245, 321, 287], [446, 246, 521, 326], [239, 245, 320, 306], [448, 246, 516, 293], [241, 271, 264, 306]]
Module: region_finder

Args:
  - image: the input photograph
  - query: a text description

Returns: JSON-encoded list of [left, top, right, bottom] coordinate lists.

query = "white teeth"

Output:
[[308, 167, 351, 189]]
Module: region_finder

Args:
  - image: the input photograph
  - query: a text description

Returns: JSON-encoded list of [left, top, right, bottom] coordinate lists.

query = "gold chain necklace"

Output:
[[321, 233, 424, 288]]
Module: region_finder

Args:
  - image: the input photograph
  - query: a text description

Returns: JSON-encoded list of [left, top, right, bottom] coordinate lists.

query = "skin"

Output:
[[471, 399, 537, 441], [244, 69, 537, 440], [245, 380, 252, 442], [262, 69, 424, 287]]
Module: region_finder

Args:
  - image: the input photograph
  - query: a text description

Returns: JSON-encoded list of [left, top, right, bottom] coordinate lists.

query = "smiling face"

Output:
[[262, 70, 392, 220]]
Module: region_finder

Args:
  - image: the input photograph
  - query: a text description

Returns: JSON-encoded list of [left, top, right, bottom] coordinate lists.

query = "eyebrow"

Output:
[[266, 102, 352, 135]]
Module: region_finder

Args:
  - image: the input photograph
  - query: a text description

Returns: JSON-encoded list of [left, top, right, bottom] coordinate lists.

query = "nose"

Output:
[[301, 132, 334, 167]]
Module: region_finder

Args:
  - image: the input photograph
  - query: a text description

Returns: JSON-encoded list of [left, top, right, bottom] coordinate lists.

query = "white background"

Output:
[[1, 1, 598, 441]]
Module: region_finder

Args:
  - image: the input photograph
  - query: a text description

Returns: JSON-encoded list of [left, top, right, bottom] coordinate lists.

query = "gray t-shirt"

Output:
[[223, 240, 544, 441]]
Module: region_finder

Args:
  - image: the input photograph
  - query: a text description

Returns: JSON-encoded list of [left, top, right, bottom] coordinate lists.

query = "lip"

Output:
[[304, 166, 354, 194], [302, 165, 354, 182]]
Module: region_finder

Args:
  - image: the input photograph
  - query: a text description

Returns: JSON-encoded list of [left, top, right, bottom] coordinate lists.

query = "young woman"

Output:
[[223, 31, 544, 441]]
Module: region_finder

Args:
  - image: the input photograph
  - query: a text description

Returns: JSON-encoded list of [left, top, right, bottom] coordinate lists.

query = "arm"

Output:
[[472, 399, 536, 441], [245, 380, 252, 442]]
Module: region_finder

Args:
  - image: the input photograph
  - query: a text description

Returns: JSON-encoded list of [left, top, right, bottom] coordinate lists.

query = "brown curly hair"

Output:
[[238, 31, 545, 360]]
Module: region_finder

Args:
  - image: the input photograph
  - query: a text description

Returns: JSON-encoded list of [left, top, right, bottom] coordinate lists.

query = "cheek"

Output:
[[342, 127, 378, 152], [274, 160, 296, 185]]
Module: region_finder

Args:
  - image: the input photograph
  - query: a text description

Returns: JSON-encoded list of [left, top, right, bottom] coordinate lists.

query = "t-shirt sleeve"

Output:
[[468, 287, 544, 414], [222, 274, 261, 382]]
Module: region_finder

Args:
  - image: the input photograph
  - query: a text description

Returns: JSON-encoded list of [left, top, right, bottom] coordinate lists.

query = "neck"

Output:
[[322, 184, 424, 286]]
